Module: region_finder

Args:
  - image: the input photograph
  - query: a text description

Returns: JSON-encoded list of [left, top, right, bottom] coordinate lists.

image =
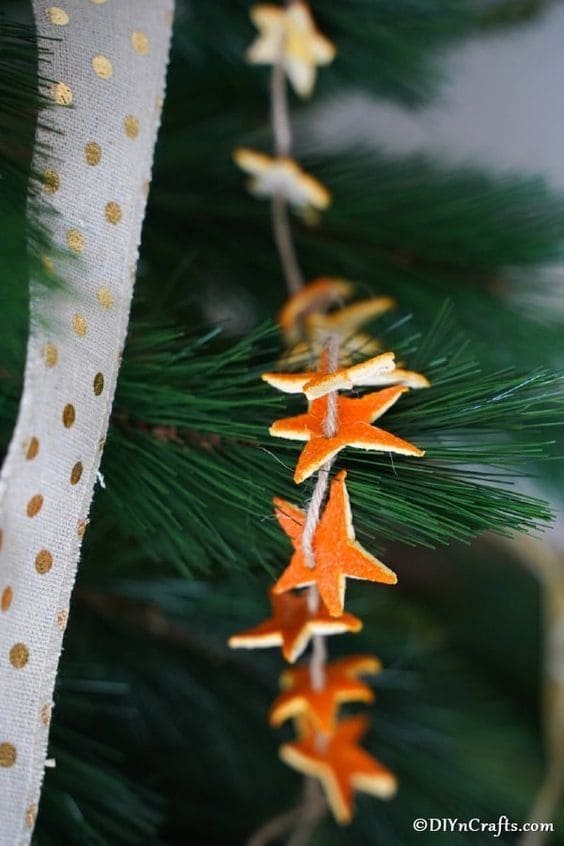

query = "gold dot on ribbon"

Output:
[[72, 314, 88, 337], [77, 519, 88, 538], [40, 704, 52, 727], [67, 229, 84, 253], [43, 343, 58, 367], [85, 141, 102, 166], [46, 7, 69, 25], [25, 437, 40, 460], [25, 807, 37, 829], [97, 286, 114, 309], [124, 115, 140, 139], [35, 550, 53, 575], [0, 743, 17, 768], [90, 0, 109, 4], [92, 55, 113, 79], [42, 169, 60, 194], [10, 643, 29, 669], [93, 373, 105, 396], [57, 611, 68, 632], [1, 587, 13, 612], [62, 403, 75, 428], [105, 202, 122, 225], [71, 462, 83, 485], [27, 495, 44, 518], [131, 31, 150, 55], [52, 81, 73, 106]]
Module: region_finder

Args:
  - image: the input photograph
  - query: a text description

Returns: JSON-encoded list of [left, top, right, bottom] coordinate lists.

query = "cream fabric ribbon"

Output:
[[0, 2, 174, 841]]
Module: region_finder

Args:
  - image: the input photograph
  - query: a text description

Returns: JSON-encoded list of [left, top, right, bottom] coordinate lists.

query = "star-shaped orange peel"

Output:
[[262, 352, 429, 399], [234, 149, 331, 211], [278, 277, 354, 343], [273, 470, 397, 616], [246, 2, 336, 98], [306, 297, 395, 340], [270, 387, 424, 484], [278, 276, 394, 347], [270, 655, 381, 733], [228, 589, 362, 663], [280, 714, 397, 824]]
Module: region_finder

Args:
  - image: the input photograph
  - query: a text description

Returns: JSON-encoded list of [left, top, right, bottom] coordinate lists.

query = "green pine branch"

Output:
[[87, 306, 562, 576], [39, 571, 547, 844]]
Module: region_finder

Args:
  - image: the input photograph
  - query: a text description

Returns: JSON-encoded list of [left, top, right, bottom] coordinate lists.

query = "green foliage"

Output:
[[0, 16, 60, 369], [150, 59, 564, 370], [0, 1, 563, 843], [174, 0, 557, 108], [39, 569, 554, 844], [97, 307, 561, 577]]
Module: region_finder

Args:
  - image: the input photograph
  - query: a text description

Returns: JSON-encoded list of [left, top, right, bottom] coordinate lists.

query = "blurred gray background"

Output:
[[313, 2, 564, 187]]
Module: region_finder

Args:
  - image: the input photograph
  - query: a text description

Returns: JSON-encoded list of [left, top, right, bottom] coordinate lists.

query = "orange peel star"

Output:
[[228, 589, 362, 663], [234, 148, 331, 211], [270, 386, 424, 484], [280, 714, 397, 824], [263, 352, 429, 399], [270, 655, 381, 733], [279, 277, 354, 344], [306, 296, 395, 338], [273, 470, 397, 616], [277, 278, 396, 366], [247, 2, 336, 98]]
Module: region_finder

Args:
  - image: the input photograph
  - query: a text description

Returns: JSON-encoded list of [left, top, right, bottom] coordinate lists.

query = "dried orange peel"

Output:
[[270, 655, 381, 733], [273, 470, 398, 616], [234, 148, 331, 211], [270, 386, 424, 483], [247, 2, 336, 98], [263, 351, 429, 399], [280, 714, 397, 824], [279, 277, 354, 343], [306, 297, 395, 338], [228, 589, 362, 663]]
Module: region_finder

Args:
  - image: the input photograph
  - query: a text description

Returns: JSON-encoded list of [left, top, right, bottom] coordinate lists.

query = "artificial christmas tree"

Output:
[[0, 1, 563, 844]]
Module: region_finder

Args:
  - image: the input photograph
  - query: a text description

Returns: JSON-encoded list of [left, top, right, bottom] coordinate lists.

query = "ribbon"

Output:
[[0, 2, 174, 841]]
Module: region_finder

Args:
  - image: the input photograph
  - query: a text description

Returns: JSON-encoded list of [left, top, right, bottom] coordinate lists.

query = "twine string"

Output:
[[270, 30, 304, 294]]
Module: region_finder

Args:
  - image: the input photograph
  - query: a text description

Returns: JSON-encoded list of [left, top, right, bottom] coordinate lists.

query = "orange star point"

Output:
[[280, 715, 397, 824], [228, 589, 362, 663], [270, 655, 381, 733], [270, 386, 424, 484], [273, 470, 397, 616]]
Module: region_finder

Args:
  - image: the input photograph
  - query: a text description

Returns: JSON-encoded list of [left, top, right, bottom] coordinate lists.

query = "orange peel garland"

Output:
[[280, 715, 397, 824], [228, 589, 362, 663], [273, 470, 398, 616], [270, 385, 425, 484], [229, 1, 430, 830], [270, 655, 381, 733]]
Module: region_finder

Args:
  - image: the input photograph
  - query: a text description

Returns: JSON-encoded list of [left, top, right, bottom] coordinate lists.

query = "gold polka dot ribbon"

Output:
[[0, 2, 174, 842]]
